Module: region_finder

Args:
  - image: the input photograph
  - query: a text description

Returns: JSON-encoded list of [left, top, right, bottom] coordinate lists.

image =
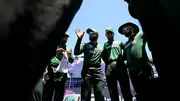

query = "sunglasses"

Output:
[[122, 27, 128, 33]]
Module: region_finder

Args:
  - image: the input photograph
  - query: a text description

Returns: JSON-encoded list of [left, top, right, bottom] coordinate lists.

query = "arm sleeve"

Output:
[[74, 38, 85, 55], [101, 44, 107, 64], [134, 32, 145, 59]]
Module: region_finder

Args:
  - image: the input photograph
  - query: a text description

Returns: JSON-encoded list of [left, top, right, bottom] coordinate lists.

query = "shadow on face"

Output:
[[105, 32, 114, 40], [89, 34, 98, 41], [61, 36, 69, 44], [122, 26, 135, 38]]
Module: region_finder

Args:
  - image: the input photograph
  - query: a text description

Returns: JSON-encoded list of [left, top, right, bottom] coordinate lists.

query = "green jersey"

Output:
[[74, 38, 103, 74], [102, 40, 124, 64], [124, 32, 150, 72]]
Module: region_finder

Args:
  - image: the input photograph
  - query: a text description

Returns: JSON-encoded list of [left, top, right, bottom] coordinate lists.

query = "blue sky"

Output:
[[66, 0, 152, 57]]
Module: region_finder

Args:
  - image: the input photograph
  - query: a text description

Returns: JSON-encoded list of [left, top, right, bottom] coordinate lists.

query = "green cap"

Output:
[[86, 28, 98, 35], [105, 27, 114, 33]]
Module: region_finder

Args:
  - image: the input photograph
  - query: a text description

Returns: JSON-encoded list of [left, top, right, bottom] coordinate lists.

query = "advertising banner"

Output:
[[63, 87, 136, 101]]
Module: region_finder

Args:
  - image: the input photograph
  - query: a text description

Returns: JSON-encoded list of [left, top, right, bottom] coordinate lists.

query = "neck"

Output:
[[129, 36, 135, 40], [108, 38, 114, 42]]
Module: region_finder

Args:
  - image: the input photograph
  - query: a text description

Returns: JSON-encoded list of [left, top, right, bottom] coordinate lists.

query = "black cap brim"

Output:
[[118, 22, 139, 34]]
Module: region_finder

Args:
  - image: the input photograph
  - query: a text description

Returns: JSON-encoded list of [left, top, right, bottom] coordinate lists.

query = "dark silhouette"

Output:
[[0, 0, 179, 101], [0, 0, 82, 101]]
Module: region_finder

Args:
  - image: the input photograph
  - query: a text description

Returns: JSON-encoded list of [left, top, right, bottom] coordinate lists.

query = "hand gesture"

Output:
[[75, 28, 85, 39], [66, 50, 72, 57], [56, 48, 65, 54]]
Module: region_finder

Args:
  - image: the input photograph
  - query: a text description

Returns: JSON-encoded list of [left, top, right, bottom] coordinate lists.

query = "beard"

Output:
[[107, 36, 114, 41], [125, 31, 132, 37], [89, 37, 98, 41]]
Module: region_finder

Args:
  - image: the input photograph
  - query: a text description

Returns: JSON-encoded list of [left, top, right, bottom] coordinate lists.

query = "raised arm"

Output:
[[74, 29, 85, 55]]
